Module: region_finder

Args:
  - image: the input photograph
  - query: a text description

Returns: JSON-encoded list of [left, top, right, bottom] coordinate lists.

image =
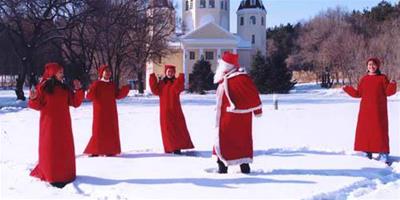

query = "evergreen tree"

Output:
[[189, 58, 215, 94], [250, 51, 296, 94]]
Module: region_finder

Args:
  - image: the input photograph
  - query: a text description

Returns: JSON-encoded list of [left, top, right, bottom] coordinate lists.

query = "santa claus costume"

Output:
[[149, 65, 194, 154], [213, 52, 263, 174], [343, 58, 397, 164], [28, 63, 84, 188], [84, 65, 130, 156]]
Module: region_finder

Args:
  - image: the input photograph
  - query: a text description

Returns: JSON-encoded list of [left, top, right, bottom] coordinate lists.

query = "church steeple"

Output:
[[238, 0, 265, 11], [182, 0, 230, 33]]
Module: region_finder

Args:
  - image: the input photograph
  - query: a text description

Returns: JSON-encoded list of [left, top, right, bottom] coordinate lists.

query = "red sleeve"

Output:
[[69, 89, 84, 108], [384, 77, 397, 96], [116, 85, 130, 99], [149, 73, 161, 96], [227, 74, 263, 116], [86, 81, 98, 101], [343, 78, 363, 98], [28, 85, 45, 111], [173, 73, 185, 94]]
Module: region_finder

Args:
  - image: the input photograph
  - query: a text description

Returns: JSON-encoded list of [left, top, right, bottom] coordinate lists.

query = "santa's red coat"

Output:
[[344, 74, 397, 153], [149, 73, 194, 153], [28, 84, 84, 183], [84, 81, 130, 155], [214, 71, 262, 166]]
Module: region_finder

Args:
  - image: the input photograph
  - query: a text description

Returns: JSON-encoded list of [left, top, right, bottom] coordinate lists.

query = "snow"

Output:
[[1, 83, 399, 199]]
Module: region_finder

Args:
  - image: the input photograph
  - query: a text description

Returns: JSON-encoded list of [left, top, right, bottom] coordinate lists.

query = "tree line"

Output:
[[0, 0, 176, 100]]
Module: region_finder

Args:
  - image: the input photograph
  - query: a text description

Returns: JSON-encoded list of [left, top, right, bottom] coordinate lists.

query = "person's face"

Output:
[[367, 61, 378, 74], [166, 68, 175, 78], [55, 69, 64, 82], [102, 68, 112, 80]]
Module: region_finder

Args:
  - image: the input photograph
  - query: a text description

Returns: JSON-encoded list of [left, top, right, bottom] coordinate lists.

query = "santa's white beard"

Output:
[[214, 60, 235, 84]]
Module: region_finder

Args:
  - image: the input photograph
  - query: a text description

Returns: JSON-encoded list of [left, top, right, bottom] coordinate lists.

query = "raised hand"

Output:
[[73, 79, 82, 90], [29, 88, 38, 100]]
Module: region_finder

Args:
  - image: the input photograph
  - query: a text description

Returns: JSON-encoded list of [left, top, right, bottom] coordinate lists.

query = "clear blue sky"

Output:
[[174, 0, 399, 33]]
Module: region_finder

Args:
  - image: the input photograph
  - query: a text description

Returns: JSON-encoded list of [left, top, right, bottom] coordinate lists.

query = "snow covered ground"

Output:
[[1, 83, 399, 199]]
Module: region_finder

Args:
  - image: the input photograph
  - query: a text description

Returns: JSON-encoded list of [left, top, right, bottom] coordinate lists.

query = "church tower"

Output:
[[182, 0, 230, 33], [237, 0, 267, 55]]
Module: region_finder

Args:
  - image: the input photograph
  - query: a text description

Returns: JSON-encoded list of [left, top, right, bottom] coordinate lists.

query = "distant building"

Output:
[[146, 0, 267, 90]]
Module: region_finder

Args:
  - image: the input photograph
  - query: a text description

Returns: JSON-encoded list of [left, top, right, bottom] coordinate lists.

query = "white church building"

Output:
[[146, 0, 267, 89]]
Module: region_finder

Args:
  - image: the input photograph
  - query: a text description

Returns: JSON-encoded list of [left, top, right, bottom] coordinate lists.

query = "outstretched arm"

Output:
[[174, 73, 185, 94], [116, 85, 130, 99], [385, 80, 397, 96], [149, 73, 161, 96], [69, 89, 85, 108], [28, 86, 45, 111]]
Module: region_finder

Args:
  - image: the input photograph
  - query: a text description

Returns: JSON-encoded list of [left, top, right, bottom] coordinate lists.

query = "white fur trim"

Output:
[[220, 59, 236, 69], [100, 78, 110, 82], [227, 104, 263, 113]]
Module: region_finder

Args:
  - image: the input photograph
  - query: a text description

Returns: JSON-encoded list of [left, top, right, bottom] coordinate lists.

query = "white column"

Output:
[[183, 49, 189, 89], [217, 48, 222, 59], [145, 62, 153, 93], [199, 48, 204, 60]]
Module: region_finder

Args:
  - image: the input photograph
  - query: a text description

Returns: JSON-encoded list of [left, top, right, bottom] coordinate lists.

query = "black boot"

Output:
[[366, 152, 372, 159], [240, 163, 250, 174], [173, 150, 181, 155], [50, 182, 67, 188], [89, 154, 99, 157], [217, 159, 228, 174]]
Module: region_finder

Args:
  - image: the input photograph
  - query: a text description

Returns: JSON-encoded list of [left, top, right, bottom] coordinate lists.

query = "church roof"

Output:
[[237, 0, 266, 11]]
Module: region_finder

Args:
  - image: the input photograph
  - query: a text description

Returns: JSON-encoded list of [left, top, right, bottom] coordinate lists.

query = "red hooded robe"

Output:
[[84, 65, 130, 155], [149, 65, 194, 153], [343, 58, 397, 153], [28, 63, 84, 183]]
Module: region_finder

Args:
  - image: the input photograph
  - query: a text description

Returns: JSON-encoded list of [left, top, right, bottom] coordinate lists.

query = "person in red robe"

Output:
[[28, 63, 84, 188], [343, 58, 397, 164], [149, 64, 194, 154], [84, 64, 130, 157], [213, 52, 263, 174]]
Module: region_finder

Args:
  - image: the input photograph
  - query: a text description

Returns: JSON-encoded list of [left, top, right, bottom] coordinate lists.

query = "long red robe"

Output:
[[344, 74, 397, 153], [84, 80, 130, 155], [149, 73, 194, 153], [214, 70, 262, 166], [28, 84, 84, 183]]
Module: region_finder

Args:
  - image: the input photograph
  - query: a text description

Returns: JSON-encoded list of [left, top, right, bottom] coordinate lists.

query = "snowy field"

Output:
[[1, 84, 399, 199]]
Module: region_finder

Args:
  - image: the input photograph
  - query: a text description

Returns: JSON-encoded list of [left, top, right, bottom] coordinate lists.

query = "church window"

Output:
[[200, 0, 206, 8], [189, 0, 193, 9], [250, 16, 256, 25], [240, 17, 244, 26], [225, 1, 228, 10], [209, 0, 215, 8], [261, 16, 264, 25], [185, 0, 189, 11], [205, 51, 214, 60], [190, 51, 195, 60], [251, 0, 256, 6], [220, 0, 223, 10], [252, 35, 255, 44]]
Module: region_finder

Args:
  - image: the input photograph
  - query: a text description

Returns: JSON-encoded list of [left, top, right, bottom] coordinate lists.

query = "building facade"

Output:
[[146, 0, 267, 90]]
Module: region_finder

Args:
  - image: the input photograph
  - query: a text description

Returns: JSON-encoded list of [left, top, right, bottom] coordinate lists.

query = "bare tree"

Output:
[[0, 0, 86, 100]]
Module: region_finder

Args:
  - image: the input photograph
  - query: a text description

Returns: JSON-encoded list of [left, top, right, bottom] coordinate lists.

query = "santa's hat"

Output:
[[221, 51, 240, 68], [98, 64, 110, 77], [41, 63, 63, 82], [164, 64, 176, 73], [366, 57, 381, 68]]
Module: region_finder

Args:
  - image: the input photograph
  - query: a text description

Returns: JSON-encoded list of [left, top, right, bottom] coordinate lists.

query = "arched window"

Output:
[[209, 0, 215, 8], [220, 0, 223, 10], [200, 0, 206, 8], [252, 35, 255, 44], [240, 17, 244, 26], [250, 16, 256, 25], [185, 0, 189, 11], [261, 17, 264, 25], [189, 0, 193, 9]]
